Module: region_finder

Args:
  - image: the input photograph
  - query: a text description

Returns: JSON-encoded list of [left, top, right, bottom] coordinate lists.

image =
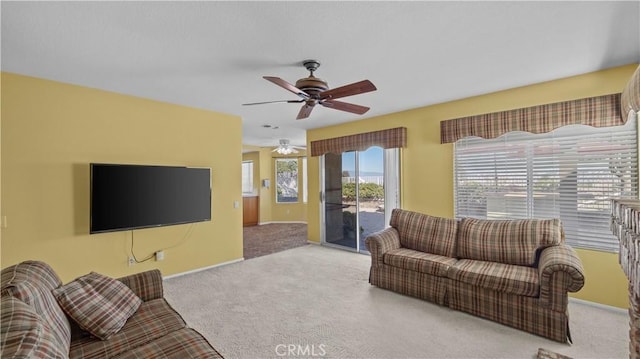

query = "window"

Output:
[[242, 161, 254, 194], [454, 119, 638, 252], [276, 158, 298, 203], [302, 157, 308, 203]]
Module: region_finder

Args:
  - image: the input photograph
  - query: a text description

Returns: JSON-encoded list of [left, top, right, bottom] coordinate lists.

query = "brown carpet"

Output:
[[243, 223, 308, 259]]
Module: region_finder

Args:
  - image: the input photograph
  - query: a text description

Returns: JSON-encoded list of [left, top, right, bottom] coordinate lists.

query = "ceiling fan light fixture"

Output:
[[274, 139, 300, 155], [275, 147, 297, 155]]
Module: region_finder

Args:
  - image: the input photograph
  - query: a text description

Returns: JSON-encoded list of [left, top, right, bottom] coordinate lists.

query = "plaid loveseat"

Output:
[[0, 260, 223, 358], [365, 209, 585, 343]]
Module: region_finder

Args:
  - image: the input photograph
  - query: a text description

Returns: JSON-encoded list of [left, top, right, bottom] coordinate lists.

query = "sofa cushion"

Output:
[[457, 218, 563, 266], [448, 259, 540, 297], [384, 248, 457, 276], [390, 209, 458, 257], [111, 328, 223, 359], [1, 261, 71, 355], [53, 272, 142, 340], [69, 298, 187, 359], [1, 296, 68, 358]]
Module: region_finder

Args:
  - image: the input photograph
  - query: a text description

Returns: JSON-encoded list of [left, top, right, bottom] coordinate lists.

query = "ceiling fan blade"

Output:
[[264, 76, 310, 99], [320, 80, 376, 100], [297, 104, 314, 120], [242, 99, 304, 106], [321, 100, 370, 115]]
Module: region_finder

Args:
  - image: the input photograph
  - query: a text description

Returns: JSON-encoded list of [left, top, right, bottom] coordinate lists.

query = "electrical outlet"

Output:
[[155, 250, 165, 261], [128, 256, 136, 267]]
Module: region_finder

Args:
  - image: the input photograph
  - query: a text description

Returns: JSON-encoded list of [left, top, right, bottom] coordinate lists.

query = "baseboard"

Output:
[[257, 221, 308, 225], [569, 297, 627, 314], [163, 258, 244, 280]]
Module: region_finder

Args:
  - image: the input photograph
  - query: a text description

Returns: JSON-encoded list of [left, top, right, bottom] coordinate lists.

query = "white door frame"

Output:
[[319, 148, 400, 252]]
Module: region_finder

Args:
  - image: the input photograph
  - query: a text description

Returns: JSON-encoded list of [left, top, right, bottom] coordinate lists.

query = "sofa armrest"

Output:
[[538, 245, 585, 310], [117, 269, 164, 302], [365, 227, 401, 267]]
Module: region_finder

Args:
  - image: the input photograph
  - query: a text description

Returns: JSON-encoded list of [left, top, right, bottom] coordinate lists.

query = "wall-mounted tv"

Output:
[[90, 163, 211, 234]]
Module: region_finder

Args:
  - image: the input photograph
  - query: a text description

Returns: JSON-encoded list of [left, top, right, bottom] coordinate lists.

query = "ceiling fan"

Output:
[[272, 139, 305, 155], [243, 60, 377, 120]]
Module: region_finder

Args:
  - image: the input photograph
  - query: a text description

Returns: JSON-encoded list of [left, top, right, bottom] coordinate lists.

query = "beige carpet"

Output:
[[164, 245, 628, 359]]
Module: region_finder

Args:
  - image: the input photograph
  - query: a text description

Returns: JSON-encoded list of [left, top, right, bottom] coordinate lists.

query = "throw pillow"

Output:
[[52, 272, 142, 340]]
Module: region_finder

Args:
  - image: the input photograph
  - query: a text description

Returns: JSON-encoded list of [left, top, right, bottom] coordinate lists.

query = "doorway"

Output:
[[321, 147, 400, 252]]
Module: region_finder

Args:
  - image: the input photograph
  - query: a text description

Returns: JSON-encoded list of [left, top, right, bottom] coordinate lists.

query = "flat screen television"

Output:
[[90, 163, 211, 234]]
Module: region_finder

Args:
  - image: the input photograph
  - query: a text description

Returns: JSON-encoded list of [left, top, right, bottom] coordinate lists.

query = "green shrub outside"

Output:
[[342, 182, 384, 201]]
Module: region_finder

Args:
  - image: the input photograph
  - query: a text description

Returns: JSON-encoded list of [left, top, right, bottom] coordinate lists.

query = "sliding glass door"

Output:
[[322, 147, 399, 252], [324, 152, 358, 249]]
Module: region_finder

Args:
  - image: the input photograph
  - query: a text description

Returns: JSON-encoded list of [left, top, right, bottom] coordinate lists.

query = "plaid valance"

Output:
[[621, 65, 640, 122], [440, 93, 623, 144], [310, 127, 406, 156]]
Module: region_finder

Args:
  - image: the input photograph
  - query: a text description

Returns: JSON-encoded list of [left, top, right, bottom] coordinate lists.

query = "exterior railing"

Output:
[[342, 176, 384, 185]]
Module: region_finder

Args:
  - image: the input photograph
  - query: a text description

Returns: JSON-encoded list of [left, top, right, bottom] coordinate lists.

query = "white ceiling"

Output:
[[2, 1, 639, 149]]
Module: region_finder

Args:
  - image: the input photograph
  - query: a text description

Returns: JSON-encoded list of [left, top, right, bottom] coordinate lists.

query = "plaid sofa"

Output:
[[0, 260, 223, 358], [365, 209, 585, 343]]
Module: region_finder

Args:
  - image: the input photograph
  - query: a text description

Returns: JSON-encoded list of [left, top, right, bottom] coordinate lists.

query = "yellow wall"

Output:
[[573, 249, 628, 308], [257, 148, 274, 223], [1, 73, 244, 282], [307, 64, 638, 308]]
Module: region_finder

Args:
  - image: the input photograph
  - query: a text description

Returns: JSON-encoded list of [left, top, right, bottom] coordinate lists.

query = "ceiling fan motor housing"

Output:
[[295, 76, 328, 97], [296, 59, 328, 97]]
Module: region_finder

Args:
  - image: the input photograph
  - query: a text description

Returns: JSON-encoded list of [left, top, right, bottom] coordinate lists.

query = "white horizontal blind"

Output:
[[454, 119, 638, 252], [242, 161, 253, 194]]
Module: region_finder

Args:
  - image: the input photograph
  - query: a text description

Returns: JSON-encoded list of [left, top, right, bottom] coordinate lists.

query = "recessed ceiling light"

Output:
[[262, 124, 272, 128]]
